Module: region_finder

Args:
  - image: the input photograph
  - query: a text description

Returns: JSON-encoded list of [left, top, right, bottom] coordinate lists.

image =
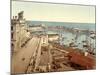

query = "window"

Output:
[[11, 33, 13, 39], [11, 26, 13, 31]]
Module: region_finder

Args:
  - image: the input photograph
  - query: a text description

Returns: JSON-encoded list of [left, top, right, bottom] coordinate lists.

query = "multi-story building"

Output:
[[11, 11, 30, 54]]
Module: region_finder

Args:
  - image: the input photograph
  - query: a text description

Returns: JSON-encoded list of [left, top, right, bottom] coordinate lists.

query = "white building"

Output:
[[48, 34, 59, 42], [41, 34, 48, 46]]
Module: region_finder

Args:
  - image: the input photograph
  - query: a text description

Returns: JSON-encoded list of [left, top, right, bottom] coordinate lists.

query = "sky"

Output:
[[12, 1, 95, 23]]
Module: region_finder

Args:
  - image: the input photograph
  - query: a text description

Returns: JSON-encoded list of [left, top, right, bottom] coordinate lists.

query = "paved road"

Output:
[[11, 37, 40, 74], [34, 38, 42, 72]]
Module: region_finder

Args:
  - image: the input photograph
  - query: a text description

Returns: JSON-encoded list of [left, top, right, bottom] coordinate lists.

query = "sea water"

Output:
[[27, 21, 96, 52]]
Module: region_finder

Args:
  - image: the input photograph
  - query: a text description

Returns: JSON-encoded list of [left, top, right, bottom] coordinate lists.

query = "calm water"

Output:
[[47, 30, 95, 52], [27, 21, 95, 31], [27, 21, 96, 52]]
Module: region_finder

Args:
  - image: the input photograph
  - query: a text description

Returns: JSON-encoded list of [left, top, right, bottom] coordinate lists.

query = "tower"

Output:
[[18, 11, 24, 20]]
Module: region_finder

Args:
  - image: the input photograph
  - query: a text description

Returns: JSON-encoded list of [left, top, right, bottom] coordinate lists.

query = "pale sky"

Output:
[[12, 1, 95, 23]]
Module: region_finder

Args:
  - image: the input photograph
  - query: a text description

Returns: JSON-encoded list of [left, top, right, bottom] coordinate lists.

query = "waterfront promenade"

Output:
[[11, 36, 40, 74]]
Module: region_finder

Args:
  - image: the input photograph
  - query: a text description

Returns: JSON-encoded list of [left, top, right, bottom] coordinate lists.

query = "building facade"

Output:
[[11, 11, 30, 54]]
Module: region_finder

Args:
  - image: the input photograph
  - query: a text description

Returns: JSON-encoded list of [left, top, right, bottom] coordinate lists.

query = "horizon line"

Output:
[[26, 20, 95, 24]]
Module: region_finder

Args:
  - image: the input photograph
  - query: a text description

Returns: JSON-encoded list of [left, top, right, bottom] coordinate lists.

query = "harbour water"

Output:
[[27, 21, 96, 53], [27, 21, 95, 31]]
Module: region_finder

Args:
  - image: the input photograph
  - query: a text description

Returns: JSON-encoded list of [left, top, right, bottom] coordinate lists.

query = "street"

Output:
[[11, 36, 40, 74]]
